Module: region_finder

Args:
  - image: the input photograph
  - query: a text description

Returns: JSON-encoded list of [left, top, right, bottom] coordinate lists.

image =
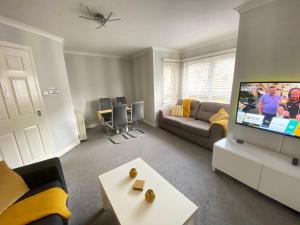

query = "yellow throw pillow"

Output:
[[182, 99, 193, 117], [0, 161, 29, 215], [209, 108, 229, 124], [170, 105, 183, 117]]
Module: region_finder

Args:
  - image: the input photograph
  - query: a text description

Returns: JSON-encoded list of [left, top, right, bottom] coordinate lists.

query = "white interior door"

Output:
[[0, 42, 53, 168]]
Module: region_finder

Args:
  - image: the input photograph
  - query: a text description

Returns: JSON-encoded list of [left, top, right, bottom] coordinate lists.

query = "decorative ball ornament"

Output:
[[129, 168, 137, 178], [145, 189, 155, 202]]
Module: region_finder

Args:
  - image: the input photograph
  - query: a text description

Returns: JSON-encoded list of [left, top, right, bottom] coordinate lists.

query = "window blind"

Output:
[[182, 53, 236, 104], [162, 62, 180, 104]]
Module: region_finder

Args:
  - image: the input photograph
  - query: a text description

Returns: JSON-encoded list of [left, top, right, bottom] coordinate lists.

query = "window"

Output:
[[162, 61, 180, 104], [182, 53, 236, 104]]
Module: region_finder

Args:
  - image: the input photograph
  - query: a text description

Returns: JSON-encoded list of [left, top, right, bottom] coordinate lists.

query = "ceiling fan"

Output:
[[79, 6, 121, 29]]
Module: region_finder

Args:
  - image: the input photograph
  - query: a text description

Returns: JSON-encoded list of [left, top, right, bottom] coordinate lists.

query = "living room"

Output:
[[0, 0, 300, 225]]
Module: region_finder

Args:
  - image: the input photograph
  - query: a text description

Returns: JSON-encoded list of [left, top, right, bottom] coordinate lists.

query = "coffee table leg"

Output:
[[184, 212, 198, 225], [100, 184, 110, 209], [100, 184, 121, 225]]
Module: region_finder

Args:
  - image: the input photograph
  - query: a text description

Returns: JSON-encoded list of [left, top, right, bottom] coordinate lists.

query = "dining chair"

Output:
[[104, 104, 128, 136], [128, 101, 144, 136], [116, 96, 126, 105], [99, 97, 112, 122]]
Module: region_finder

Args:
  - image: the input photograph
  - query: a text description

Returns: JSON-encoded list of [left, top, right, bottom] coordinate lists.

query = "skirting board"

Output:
[[87, 121, 102, 128], [86, 120, 158, 128], [56, 138, 80, 158], [143, 120, 158, 128], [88, 120, 158, 128]]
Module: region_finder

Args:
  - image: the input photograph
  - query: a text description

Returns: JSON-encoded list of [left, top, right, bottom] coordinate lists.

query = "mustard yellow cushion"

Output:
[[170, 105, 183, 117], [0, 161, 29, 215], [209, 108, 229, 124], [182, 99, 193, 117]]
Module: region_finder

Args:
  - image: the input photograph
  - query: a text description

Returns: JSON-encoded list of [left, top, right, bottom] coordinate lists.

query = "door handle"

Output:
[[37, 110, 42, 117]]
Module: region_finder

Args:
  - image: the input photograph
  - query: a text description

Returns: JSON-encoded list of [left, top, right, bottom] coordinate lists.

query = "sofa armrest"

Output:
[[209, 124, 226, 141], [14, 157, 67, 192], [159, 106, 171, 119]]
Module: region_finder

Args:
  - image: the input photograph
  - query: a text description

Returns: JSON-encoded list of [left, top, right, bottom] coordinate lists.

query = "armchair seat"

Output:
[[13, 157, 68, 225]]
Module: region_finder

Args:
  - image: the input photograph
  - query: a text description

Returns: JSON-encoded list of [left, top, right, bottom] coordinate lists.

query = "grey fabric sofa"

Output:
[[158, 100, 229, 150]]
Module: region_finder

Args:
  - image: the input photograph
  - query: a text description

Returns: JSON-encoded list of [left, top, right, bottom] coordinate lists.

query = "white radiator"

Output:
[[75, 111, 87, 141]]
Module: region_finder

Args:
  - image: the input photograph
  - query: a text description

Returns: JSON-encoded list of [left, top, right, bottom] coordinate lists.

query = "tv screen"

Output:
[[235, 82, 300, 138]]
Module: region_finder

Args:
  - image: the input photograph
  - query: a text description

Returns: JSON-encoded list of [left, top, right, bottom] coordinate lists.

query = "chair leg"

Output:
[[136, 121, 144, 134], [106, 126, 111, 137], [122, 133, 129, 139], [136, 128, 144, 134]]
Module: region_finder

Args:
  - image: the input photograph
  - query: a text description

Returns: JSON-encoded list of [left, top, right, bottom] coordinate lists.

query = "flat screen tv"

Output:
[[235, 82, 300, 139]]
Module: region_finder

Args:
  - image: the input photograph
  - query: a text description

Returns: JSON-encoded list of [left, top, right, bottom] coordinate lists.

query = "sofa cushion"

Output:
[[170, 105, 183, 117], [190, 101, 201, 118], [209, 108, 229, 124], [161, 116, 195, 128], [176, 99, 201, 118], [196, 102, 229, 122], [181, 120, 210, 137], [0, 161, 29, 214]]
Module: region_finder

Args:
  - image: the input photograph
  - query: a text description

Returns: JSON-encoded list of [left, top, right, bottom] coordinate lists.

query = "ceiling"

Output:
[[0, 0, 248, 56]]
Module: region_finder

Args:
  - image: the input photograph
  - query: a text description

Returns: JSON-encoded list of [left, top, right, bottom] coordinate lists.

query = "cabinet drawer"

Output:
[[212, 146, 262, 189], [258, 166, 300, 212]]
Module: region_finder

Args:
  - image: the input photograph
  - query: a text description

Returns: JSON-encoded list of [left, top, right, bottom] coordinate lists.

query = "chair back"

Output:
[[131, 101, 144, 123], [112, 104, 128, 127], [99, 98, 112, 110], [116, 96, 126, 105]]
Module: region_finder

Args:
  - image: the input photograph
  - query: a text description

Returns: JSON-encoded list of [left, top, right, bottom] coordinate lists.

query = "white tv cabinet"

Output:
[[212, 138, 300, 212]]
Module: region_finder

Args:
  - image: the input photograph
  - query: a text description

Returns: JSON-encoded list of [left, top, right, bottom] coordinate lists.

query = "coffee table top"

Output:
[[98, 158, 198, 225]]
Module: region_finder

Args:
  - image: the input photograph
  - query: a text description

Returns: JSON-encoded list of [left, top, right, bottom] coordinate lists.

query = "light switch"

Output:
[[42, 91, 49, 96]]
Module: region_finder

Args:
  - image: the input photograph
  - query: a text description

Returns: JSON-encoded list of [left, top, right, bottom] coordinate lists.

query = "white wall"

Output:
[[132, 44, 237, 127], [131, 49, 156, 126], [229, 0, 300, 158], [0, 22, 78, 154], [64, 53, 134, 127], [153, 49, 180, 122]]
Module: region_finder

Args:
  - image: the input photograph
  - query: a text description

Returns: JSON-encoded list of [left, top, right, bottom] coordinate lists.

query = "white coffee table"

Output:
[[98, 158, 198, 225]]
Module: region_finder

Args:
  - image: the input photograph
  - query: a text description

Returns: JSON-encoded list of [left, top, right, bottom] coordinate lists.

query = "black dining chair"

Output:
[[128, 101, 144, 136], [99, 98, 112, 122], [104, 104, 128, 136], [116, 96, 126, 105]]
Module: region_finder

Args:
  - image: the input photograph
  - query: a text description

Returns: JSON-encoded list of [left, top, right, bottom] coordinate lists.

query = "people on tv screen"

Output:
[[238, 83, 300, 124]]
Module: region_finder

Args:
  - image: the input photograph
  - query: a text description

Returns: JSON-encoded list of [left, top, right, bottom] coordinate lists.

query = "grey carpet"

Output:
[[60, 125, 300, 225]]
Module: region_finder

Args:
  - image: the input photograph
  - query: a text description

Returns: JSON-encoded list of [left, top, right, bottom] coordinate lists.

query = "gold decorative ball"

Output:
[[145, 189, 155, 202], [129, 168, 137, 178]]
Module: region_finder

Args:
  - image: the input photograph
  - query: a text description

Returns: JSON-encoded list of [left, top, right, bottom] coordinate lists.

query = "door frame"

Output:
[[0, 40, 55, 158]]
